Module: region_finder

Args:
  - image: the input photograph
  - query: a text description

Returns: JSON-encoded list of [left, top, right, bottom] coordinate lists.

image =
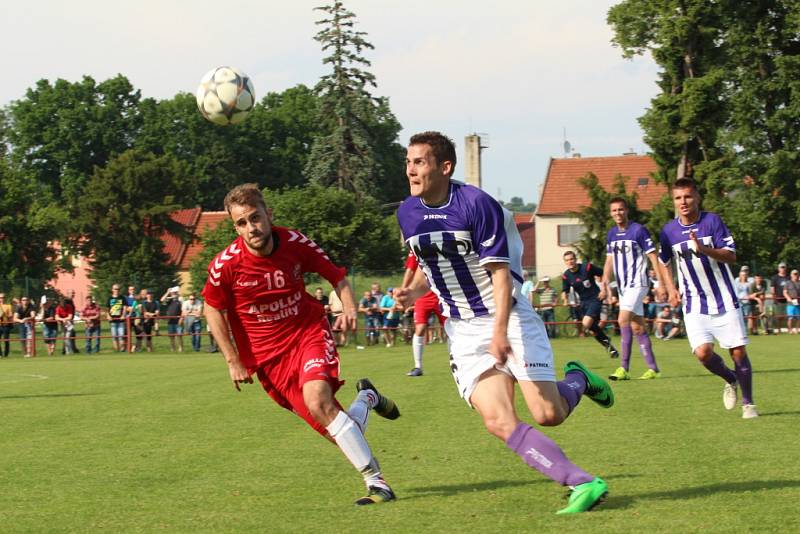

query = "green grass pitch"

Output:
[[1, 334, 799, 532]]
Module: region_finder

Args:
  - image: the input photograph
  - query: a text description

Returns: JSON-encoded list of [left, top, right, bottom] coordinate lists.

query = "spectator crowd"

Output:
[[1, 261, 797, 358]]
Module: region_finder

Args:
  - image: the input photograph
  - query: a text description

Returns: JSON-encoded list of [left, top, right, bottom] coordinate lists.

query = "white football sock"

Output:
[[412, 334, 424, 369], [348, 390, 372, 433], [326, 411, 382, 485]]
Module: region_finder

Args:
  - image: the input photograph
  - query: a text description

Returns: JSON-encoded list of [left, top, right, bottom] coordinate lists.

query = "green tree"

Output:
[[268, 184, 403, 272], [608, 0, 800, 265], [306, 1, 406, 201], [74, 149, 196, 296], [137, 85, 324, 209], [500, 196, 537, 214], [0, 156, 63, 284], [572, 173, 646, 263], [6, 75, 142, 203]]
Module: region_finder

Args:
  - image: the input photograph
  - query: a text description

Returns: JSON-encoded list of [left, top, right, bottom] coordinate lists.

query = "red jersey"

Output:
[[202, 227, 346, 369]]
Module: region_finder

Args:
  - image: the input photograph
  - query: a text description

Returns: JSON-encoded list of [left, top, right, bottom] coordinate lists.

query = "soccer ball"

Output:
[[196, 66, 256, 125]]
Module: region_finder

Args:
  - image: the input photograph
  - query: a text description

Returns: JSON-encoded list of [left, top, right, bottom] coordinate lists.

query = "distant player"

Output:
[[401, 249, 445, 377], [396, 131, 613, 514], [601, 197, 663, 380], [657, 178, 757, 419], [560, 251, 620, 358], [202, 183, 401, 504]]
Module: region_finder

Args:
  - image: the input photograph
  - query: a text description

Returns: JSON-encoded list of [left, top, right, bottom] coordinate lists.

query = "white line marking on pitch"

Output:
[[0, 374, 49, 384]]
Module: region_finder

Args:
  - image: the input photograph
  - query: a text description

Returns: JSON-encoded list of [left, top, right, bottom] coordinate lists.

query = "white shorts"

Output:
[[618, 286, 649, 316], [684, 309, 749, 352], [445, 301, 556, 407]]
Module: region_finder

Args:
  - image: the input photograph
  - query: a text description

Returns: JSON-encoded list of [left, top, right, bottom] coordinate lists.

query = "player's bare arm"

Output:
[[599, 254, 614, 301], [395, 267, 429, 308], [647, 251, 668, 301], [659, 261, 681, 308], [204, 302, 252, 391], [400, 266, 416, 289], [688, 230, 736, 264], [486, 262, 513, 365], [334, 277, 359, 332]]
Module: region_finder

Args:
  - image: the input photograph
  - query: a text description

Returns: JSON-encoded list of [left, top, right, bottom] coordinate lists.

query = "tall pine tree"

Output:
[[306, 1, 405, 200]]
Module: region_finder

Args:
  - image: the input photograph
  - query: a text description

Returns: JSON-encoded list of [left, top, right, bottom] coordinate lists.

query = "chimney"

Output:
[[464, 134, 482, 188]]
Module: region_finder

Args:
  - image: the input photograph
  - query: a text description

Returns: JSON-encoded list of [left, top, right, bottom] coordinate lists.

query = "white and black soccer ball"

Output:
[[196, 66, 256, 125]]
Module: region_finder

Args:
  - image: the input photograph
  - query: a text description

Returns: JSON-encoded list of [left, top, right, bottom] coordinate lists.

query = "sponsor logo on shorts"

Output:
[[523, 362, 551, 369]]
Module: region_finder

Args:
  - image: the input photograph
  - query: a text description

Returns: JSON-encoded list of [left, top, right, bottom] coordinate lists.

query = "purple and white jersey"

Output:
[[658, 211, 738, 315], [606, 222, 655, 294], [397, 181, 524, 319]]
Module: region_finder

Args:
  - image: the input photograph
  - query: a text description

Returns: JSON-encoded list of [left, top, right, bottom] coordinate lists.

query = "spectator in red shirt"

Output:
[[82, 296, 102, 354], [55, 297, 75, 355], [202, 183, 400, 506]]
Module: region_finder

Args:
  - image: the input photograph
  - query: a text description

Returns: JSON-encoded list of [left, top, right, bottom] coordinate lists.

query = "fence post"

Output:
[[31, 318, 37, 357], [126, 316, 132, 353]]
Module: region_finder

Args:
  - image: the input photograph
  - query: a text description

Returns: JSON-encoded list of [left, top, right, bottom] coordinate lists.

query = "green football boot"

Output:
[[608, 366, 630, 381], [556, 477, 608, 514], [564, 361, 615, 408], [638, 369, 661, 380]]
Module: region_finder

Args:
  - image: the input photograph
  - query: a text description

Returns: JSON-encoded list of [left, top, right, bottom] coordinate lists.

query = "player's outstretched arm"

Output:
[[395, 267, 430, 308], [204, 302, 251, 391]]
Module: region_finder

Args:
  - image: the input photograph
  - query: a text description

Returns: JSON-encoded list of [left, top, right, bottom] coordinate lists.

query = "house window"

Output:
[[637, 177, 649, 186], [558, 224, 585, 246]]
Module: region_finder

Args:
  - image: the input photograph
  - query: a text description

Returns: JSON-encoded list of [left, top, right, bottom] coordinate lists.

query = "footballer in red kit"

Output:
[[402, 249, 444, 377], [203, 183, 400, 505]]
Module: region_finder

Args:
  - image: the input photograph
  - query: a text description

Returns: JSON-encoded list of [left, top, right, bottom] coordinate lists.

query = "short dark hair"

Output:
[[608, 196, 628, 208], [224, 183, 267, 215], [563, 250, 576, 259], [672, 178, 698, 192], [409, 131, 457, 177]]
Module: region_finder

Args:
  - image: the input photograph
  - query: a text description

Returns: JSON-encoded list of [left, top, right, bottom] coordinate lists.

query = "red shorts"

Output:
[[414, 291, 445, 326], [254, 317, 343, 436]]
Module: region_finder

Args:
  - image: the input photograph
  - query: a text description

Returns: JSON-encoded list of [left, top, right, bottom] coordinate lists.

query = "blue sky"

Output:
[[1, 0, 658, 205]]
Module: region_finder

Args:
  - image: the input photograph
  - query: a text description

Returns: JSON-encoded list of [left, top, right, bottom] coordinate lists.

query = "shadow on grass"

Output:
[[0, 392, 101, 400], [629, 366, 800, 381], [404, 478, 546, 498], [756, 410, 800, 417], [602, 479, 800, 510]]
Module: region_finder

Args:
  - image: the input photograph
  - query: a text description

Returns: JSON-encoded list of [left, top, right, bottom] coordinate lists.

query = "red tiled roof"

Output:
[[179, 211, 229, 270], [537, 155, 666, 216], [514, 212, 534, 224], [162, 208, 202, 266]]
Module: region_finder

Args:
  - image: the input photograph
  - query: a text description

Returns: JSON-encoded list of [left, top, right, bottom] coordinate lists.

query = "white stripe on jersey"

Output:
[[671, 236, 738, 315], [406, 207, 525, 319]]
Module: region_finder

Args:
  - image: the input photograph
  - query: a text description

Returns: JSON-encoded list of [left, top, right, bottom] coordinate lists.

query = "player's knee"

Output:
[[305, 397, 337, 426], [481, 414, 517, 441], [533, 406, 566, 427]]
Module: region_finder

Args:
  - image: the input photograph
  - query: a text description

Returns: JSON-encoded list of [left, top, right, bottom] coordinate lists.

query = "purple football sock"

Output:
[[620, 326, 633, 371], [506, 422, 593, 486], [556, 374, 585, 415], [636, 332, 659, 372], [734, 355, 754, 405], [701, 353, 737, 384]]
